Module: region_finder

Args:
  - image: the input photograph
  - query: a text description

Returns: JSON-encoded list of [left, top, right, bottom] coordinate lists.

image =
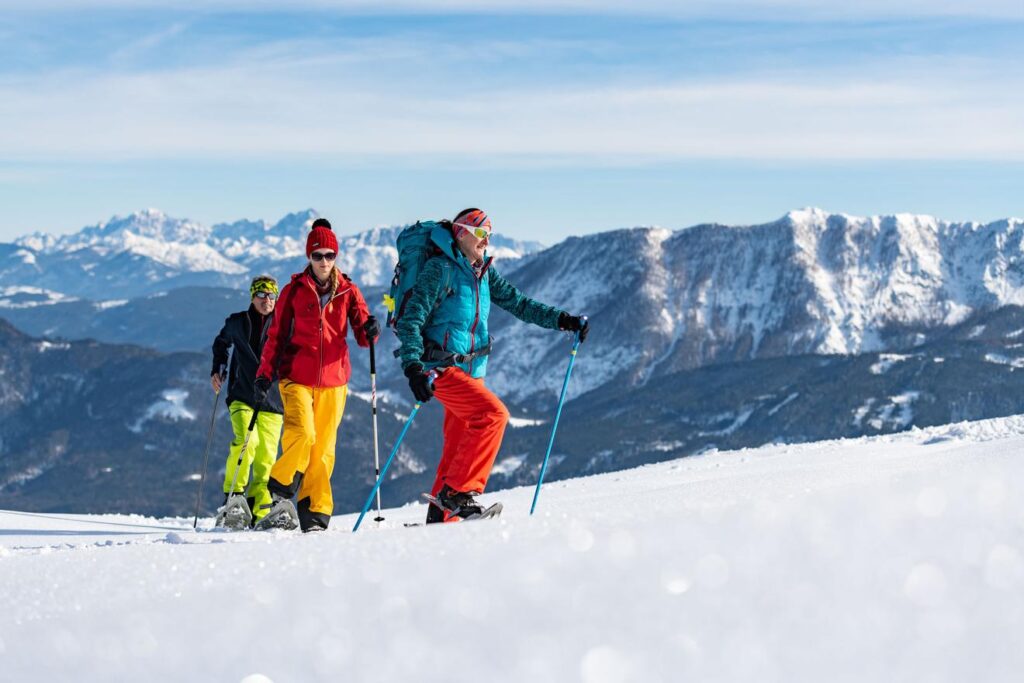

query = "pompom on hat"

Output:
[[306, 217, 338, 258]]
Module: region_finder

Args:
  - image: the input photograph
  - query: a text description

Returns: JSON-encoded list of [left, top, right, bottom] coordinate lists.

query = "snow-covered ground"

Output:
[[3, 417, 1023, 682]]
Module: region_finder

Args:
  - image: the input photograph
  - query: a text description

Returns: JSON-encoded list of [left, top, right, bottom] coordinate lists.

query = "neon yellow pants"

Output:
[[268, 381, 348, 526], [223, 401, 283, 521]]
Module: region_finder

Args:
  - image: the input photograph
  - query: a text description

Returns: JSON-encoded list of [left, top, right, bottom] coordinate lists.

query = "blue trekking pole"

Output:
[[531, 316, 587, 515], [352, 371, 436, 532]]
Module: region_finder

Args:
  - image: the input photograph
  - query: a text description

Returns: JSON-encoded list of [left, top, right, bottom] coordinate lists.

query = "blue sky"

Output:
[[1, 1, 1022, 242]]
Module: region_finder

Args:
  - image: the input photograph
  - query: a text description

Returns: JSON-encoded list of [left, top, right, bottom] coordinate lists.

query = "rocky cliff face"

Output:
[[488, 208, 1024, 405]]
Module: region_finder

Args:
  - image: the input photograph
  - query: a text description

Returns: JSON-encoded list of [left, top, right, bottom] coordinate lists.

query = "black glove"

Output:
[[405, 364, 434, 403], [253, 376, 271, 406], [363, 315, 381, 341], [558, 313, 590, 342]]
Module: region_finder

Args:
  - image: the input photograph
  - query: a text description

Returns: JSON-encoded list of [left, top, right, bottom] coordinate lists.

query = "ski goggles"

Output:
[[253, 291, 277, 300], [310, 251, 337, 262], [454, 222, 493, 240]]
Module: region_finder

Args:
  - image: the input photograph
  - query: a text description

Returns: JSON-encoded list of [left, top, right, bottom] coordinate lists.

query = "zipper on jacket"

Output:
[[464, 257, 492, 375], [317, 316, 324, 388], [468, 276, 481, 374], [305, 273, 353, 388]]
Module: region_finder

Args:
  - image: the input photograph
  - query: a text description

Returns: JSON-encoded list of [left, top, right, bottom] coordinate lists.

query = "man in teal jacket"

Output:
[[396, 208, 589, 523]]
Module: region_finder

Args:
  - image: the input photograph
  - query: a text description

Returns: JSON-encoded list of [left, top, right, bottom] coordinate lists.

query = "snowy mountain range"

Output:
[[5, 207, 1024, 408], [0, 209, 543, 299], [488, 207, 1024, 404]]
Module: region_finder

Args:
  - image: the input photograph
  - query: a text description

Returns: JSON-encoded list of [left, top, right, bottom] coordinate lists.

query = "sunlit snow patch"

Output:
[[870, 354, 916, 375], [129, 389, 195, 433], [491, 454, 527, 475], [699, 408, 755, 437], [984, 353, 1024, 369], [852, 398, 876, 427], [0, 286, 79, 309], [508, 416, 546, 428], [868, 391, 920, 430], [36, 341, 71, 352], [767, 392, 799, 415]]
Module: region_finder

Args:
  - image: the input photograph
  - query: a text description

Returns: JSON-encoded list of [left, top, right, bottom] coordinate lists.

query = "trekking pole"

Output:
[[530, 317, 587, 515], [369, 337, 384, 523], [193, 368, 225, 529], [353, 372, 436, 532]]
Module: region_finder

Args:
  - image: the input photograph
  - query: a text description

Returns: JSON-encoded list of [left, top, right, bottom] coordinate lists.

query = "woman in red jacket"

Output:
[[254, 218, 379, 532]]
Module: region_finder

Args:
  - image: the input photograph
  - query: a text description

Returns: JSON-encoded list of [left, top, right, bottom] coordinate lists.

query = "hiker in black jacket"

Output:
[[211, 275, 284, 526]]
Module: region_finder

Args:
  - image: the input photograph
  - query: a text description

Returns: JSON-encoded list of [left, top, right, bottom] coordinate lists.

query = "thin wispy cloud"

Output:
[[0, 3, 1021, 240], [107, 21, 189, 65], [6, 1, 1024, 20], [1, 38, 1021, 162]]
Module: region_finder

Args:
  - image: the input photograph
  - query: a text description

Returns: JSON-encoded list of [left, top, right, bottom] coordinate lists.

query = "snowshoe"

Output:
[[423, 486, 503, 522], [214, 494, 253, 531], [254, 496, 299, 531]]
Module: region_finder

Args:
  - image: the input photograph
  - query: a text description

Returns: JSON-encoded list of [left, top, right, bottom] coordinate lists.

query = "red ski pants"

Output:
[[430, 368, 510, 496]]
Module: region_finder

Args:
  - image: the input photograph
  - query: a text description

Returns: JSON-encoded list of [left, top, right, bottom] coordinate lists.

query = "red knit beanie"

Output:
[[306, 218, 338, 258]]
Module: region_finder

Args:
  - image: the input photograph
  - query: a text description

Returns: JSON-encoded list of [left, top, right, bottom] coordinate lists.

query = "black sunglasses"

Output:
[[311, 251, 337, 262], [254, 291, 277, 300]]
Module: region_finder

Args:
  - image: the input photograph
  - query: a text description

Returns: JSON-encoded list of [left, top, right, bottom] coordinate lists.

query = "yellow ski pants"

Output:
[[268, 381, 348, 527], [223, 401, 283, 521]]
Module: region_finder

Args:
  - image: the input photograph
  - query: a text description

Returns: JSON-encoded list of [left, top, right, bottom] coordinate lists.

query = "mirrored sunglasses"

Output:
[[310, 251, 337, 262], [454, 222, 492, 240], [254, 291, 278, 300]]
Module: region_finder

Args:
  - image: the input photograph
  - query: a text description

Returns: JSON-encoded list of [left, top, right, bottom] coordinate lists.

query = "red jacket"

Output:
[[257, 269, 371, 388]]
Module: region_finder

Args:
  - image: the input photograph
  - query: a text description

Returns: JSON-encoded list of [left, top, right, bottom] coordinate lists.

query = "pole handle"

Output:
[[247, 406, 261, 432]]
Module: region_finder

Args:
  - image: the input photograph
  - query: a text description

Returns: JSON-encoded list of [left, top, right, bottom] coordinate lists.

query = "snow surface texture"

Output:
[[3, 415, 1023, 682]]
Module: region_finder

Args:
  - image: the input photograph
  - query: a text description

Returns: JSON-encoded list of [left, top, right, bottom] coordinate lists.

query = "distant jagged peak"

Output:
[[76, 208, 210, 246], [268, 209, 320, 237], [781, 206, 834, 227], [777, 207, 964, 234]]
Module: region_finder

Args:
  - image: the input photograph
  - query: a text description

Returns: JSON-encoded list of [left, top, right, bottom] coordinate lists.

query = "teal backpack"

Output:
[[384, 221, 453, 331]]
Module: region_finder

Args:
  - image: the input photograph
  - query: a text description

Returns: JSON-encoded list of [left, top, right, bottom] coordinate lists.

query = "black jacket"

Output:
[[211, 306, 284, 414]]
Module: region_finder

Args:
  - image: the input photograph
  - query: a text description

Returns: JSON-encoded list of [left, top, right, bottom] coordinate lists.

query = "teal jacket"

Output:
[[396, 223, 564, 378]]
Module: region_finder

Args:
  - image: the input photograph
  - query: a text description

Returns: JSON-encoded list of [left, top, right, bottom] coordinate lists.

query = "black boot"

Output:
[[436, 485, 485, 520], [425, 502, 445, 524]]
